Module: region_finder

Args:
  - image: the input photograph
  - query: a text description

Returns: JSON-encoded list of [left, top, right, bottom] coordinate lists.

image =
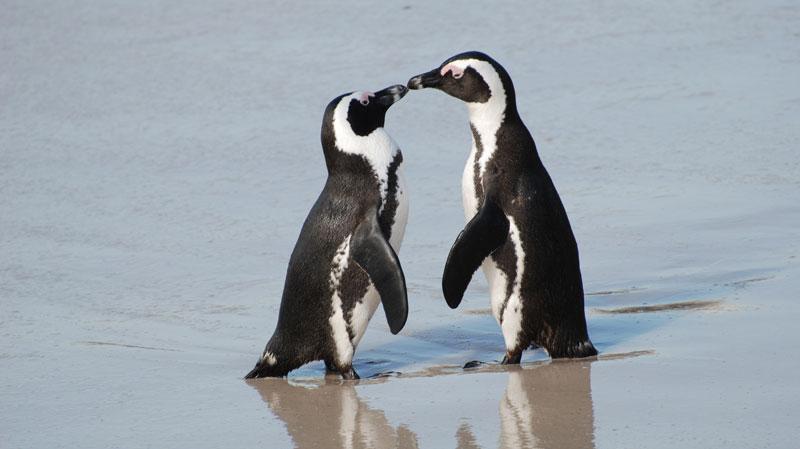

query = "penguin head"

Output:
[[324, 84, 408, 137], [321, 85, 407, 172], [407, 51, 516, 113]]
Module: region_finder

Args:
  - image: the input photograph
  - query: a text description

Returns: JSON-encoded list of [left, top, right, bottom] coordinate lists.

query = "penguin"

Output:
[[407, 52, 597, 362], [245, 84, 410, 379]]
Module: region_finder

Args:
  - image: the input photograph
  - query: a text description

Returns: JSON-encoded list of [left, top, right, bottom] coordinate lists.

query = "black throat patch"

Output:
[[347, 99, 385, 136]]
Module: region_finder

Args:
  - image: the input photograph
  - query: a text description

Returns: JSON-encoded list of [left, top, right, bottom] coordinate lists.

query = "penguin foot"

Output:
[[325, 360, 360, 379], [547, 339, 598, 359], [340, 367, 360, 380], [324, 360, 339, 375], [463, 360, 484, 369], [501, 351, 522, 365]]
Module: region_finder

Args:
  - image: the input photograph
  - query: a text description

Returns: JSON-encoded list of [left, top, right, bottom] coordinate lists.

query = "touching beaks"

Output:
[[407, 69, 442, 90], [374, 84, 409, 106]]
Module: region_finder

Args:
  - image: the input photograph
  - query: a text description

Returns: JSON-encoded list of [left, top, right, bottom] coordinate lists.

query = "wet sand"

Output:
[[2, 1, 799, 448], [247, 358, 598, 449]]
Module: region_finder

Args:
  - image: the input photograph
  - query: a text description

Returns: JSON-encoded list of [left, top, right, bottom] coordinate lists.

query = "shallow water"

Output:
[[2, 1, 799, 448]]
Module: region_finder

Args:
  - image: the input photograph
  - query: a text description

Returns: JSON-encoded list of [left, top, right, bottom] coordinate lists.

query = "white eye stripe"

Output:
[[441, 63, 465, 79], [356, 91, 373, 106]]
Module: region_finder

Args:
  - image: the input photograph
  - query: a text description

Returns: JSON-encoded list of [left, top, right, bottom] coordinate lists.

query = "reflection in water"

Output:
[[248, 378, 418, 449], [454, 361, 595, 449], [250, 360, 594, 449], [497, 361, 595, 449], [456, 422, 482, 449]]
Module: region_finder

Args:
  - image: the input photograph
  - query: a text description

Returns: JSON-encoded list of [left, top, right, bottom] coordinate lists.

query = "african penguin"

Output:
[[245, 84, 410, 379], [407, 51, 597, 362]]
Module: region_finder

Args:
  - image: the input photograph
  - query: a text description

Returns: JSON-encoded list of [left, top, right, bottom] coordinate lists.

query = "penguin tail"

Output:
[[244, 360, 288, 379], [244, 350, 290, 379], [545, 332, 598, 359], [244, 364, 267, 379], [567, 340, 598, 359]]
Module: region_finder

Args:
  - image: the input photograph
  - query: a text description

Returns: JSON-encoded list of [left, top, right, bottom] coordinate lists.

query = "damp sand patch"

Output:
[[463, 308, 493, 315], [586, 287, 645, 296], [594, 299, 722, 314], [726, 276, 773, 289], [79, 341, 180, 352]]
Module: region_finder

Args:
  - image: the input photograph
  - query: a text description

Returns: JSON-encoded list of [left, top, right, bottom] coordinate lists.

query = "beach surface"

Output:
[[2, 1, 799, 448]]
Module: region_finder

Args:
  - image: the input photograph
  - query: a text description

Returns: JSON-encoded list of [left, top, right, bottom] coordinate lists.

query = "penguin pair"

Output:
[[245, 52, 596, 380]]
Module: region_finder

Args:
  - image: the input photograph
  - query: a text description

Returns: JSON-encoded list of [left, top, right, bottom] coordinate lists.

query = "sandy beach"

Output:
[[2, 1, 799, 448]]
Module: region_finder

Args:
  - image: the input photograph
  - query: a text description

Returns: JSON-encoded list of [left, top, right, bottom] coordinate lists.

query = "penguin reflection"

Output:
[[248, 378, 418, 449], [457, 361, 595, 449], [501, 361, 594, 449]]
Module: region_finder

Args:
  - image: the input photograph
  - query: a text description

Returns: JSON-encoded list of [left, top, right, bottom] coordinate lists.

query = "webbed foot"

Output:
[[501, 351, 522, 365], [340, 367, 360, 380]]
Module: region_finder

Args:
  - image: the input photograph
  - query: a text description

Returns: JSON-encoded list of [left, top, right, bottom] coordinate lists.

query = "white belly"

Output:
[[329, 236, 355, 366], [350, 284, 380, 349], [389, 165, 409, 250], [463, 146, 499, 309], [461, 143, 525, 349], [350, 166, 409, 348], [461, 144, 480, 220]]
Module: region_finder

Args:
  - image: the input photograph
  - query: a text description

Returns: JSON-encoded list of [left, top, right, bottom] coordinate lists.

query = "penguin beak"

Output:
[[374, 84, 408, 107], [407, 69, 442, 90]]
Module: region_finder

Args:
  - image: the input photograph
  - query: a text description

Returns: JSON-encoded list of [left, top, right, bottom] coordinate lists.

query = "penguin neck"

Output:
[[466, 96, 514, 135], [336, 129, 396, 171], [324, 129, 399, 205], [467, 94, 519, 178], [329, 99, 398, 176]]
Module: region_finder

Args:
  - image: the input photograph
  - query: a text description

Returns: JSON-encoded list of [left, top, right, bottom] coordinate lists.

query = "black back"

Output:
[[248, 92, 407, 376], [436, 52, 595, 356]]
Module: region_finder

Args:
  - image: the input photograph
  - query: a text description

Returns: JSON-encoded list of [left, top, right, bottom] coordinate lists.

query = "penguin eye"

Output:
[[360, 98, 369, 106], [452, 71, 463, 80]]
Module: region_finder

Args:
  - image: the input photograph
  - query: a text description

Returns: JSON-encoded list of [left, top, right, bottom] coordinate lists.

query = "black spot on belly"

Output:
[[339, 263, 371, 341], [378, 151, 403, 239]]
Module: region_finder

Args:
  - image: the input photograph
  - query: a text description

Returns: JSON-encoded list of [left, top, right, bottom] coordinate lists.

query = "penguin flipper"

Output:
[[351, 210, 408, 335], [442, 198, 509, 308]]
